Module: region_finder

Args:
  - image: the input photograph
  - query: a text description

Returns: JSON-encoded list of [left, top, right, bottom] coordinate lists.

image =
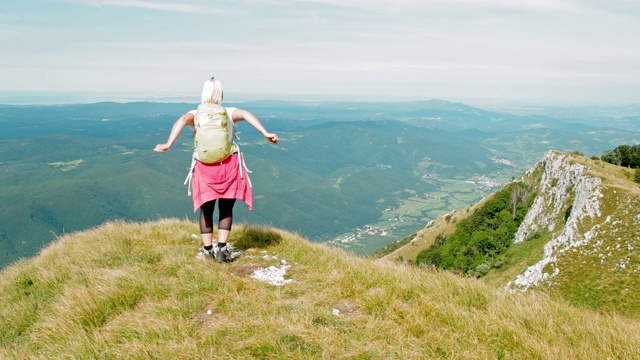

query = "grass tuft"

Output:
[[232, 224, 284, 249]]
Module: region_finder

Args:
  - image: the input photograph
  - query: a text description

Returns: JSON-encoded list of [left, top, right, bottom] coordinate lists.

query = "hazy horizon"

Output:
[[2, 91, 640, 110], [2, 1, 639, 107]]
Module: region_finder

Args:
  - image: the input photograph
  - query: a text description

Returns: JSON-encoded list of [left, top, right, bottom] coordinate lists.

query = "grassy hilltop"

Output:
[[2, 219, 640, 359]]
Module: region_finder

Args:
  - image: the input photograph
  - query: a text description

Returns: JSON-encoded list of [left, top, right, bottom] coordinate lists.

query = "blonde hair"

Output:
[[200, 77, 223, 104]]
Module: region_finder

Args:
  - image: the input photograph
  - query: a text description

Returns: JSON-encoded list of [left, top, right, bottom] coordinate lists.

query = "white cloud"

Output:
[[265, 0, 584, 14], [264, 0, 640, 18], [0, 27, 20, 37], [63, 0, 640, 18], [450, 0, 583, 13], [96, 41, 264, 52], [68, 0, 237, 15]]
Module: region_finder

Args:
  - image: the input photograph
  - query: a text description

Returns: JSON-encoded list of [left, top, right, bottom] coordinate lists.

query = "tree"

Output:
[[509, 184, 531, 219], [616, 145, 632, 167], [631, 144, 640, 168], [601, 149, 620, 165], [600, 144, 640, 168]]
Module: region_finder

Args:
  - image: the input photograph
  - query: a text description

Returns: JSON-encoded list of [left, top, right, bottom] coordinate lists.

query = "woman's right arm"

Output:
[[154, 112, 195, 152]]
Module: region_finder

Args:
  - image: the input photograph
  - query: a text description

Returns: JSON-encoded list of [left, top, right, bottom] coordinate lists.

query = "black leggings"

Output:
[[199, 198, 237, 234]]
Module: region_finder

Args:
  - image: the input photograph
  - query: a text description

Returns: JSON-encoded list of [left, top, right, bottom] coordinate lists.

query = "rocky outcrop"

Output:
[[508, 151, 603, 290]]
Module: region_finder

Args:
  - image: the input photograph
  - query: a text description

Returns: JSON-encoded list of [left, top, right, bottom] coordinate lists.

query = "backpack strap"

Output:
[[235, 144, 252, 188], [226, 107, 236, 144], [184, 157, 196, 196]]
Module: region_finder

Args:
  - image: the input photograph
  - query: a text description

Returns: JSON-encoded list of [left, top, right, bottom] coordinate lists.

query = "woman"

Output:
[[154, 77, 278, 262]]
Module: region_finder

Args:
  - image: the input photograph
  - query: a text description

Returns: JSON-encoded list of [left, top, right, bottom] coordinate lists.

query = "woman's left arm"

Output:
[[231, 109, 278, 144]]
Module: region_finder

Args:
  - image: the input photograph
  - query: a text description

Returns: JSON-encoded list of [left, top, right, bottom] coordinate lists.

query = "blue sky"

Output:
[[1, 0, 639, 105]]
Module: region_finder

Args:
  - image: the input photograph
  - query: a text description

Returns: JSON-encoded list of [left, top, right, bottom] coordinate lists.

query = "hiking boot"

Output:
[[216, 245, 231, 263], [196, 247, 215, 260]]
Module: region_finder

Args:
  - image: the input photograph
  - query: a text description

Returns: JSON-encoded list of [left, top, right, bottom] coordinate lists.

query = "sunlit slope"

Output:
[[383, 151, 640, 318], [2, 219, 639, 359]]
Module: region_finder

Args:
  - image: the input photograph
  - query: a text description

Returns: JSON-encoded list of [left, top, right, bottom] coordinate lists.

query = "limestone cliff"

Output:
[[507, 151, 640, 304], [387, 149, 640, 316]]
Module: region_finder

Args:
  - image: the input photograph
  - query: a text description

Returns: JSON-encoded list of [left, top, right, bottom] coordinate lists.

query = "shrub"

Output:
[[493, 256, 507, 269], [475, 263, 490, 277], [231, 224, 283, 249], [635, 169, 640, 183]]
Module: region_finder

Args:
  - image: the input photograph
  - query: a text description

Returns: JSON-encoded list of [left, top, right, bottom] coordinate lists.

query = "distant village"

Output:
[[332, 223, 393, 244], [331, 161, 514, 246], [465, 175, 501, 190]]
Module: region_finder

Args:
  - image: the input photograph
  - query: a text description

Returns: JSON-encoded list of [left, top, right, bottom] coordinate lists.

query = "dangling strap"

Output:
[[184, 157, 197, 196], [227, 113, 236, 144], [235, 144, 252, 188]]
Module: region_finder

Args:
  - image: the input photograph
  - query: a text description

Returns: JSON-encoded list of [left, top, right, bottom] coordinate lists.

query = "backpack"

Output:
[[192, 103, 237, 164], [183, 104, 252, 196]]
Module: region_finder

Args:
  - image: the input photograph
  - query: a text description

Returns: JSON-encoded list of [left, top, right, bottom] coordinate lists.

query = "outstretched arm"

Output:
[[231, 109, 278, 144], [154, 112, 195, 152]]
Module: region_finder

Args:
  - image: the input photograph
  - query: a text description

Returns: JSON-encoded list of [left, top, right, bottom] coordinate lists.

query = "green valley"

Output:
[[1, 100, 639, 268]]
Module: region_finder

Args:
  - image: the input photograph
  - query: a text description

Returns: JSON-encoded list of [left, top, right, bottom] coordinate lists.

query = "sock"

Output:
[[204, 245, 214, 251], [217, 242, 227, 249]]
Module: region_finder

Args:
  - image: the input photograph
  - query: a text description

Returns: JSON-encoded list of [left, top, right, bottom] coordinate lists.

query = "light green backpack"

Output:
[[193, 103, 237, 164]]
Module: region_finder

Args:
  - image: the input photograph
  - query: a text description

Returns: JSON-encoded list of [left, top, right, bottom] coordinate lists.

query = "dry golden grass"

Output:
[[2, 219, 640, 359]]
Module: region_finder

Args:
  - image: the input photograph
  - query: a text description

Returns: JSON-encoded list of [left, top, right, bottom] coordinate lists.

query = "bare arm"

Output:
[[231, 109, 278, 144], [154, 112, 195, 152]]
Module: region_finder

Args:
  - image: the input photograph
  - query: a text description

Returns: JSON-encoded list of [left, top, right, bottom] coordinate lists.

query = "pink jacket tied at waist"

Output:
[[189, 153, 253, 212]]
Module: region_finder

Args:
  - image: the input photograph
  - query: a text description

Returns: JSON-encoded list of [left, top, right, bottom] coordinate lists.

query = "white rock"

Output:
[[251, 262, 293, 286]]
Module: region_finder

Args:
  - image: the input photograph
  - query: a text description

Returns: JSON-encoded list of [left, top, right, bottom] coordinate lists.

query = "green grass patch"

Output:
[[231, 224, 284, 250], [482, 231, 552, 287]]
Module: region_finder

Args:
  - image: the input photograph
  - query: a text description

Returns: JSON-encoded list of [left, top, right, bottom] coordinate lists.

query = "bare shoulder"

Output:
[[230, 108, 251, 121], [183, 111, 195, 125]]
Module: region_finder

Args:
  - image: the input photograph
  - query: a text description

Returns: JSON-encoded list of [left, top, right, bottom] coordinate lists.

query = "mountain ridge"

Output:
[[384, 150, 640, 318]]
